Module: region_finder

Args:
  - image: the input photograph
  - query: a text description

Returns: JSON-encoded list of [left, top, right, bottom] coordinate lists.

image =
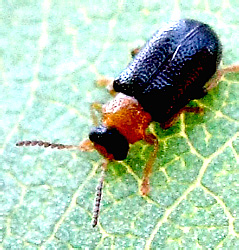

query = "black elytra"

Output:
[[113, 19, 222, 122], [89, 125, 129, 160]]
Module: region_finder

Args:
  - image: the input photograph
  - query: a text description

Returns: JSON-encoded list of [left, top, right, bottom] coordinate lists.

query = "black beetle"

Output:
[[17, 19, 238, 227]]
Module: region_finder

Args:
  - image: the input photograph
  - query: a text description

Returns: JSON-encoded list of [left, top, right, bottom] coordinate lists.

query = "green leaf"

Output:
[[1, 0, 239, 248]]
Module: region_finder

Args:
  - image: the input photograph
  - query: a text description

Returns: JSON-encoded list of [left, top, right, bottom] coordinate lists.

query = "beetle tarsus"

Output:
[[141, 176, 150, 196]]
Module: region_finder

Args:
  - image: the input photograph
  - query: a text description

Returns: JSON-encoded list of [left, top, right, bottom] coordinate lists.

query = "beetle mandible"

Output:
[[16, 19, 239, 227]]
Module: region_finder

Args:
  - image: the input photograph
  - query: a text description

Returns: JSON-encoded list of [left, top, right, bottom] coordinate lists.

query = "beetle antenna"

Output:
[[16, 139, 95, 151], [92, 160, 108, 227], [16, 140, 77, 149]]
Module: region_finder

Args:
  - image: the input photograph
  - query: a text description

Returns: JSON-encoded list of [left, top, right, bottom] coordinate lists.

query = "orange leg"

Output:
[[160, 106, 204, 130], [96, 76, 116, 96], [90, 102, 102, 126], [131, 47, 141, 58], [161, 64, 239, 129], [96, 47, 143, 96], [140, 133, 159, 196], [206, 64, 239, 91]]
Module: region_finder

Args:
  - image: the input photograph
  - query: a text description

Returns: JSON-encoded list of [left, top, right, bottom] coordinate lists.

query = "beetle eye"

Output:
[[89, 125, 129, 160]]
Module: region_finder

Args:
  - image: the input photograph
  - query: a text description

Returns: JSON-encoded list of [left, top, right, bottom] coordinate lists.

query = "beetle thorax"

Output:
[[102, 93, 152, 144]]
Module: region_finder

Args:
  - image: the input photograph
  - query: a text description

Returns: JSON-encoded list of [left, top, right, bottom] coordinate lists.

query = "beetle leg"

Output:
[[160, 106, 204, 129], [160, 112, 182, 130], [206, 64, 239, 91], [96, 76, 116, 96], [221, 64, 239, 74], [182, 107, 203, 113], [131, 47, 141, 58], [91, 102, 103, 126], [140, 133, 159, 196]]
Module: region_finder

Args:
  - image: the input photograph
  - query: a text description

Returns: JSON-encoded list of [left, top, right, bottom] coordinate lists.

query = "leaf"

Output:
[[1, 0, 239, 248]]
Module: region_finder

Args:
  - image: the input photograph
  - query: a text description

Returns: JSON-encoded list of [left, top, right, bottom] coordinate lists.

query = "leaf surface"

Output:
[[1, 0, 239, 248]]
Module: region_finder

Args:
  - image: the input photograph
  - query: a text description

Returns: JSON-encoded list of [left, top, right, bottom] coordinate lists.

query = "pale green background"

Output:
[[1, 0, 239, 248]]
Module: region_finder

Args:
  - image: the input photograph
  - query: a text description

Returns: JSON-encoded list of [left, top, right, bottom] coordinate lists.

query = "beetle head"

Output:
[[89, 125, 129, 161]]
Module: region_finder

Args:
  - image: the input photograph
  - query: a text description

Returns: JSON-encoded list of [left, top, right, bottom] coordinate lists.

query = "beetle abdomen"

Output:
[[113, 19, 222, 122]]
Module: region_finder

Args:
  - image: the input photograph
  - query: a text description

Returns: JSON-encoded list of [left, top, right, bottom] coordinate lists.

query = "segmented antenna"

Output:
[[16, 140, 78, 150], [92, 168, 106, 228]]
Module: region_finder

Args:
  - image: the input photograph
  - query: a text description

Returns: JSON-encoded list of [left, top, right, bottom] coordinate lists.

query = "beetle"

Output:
[[16, 19, 239, 227]]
